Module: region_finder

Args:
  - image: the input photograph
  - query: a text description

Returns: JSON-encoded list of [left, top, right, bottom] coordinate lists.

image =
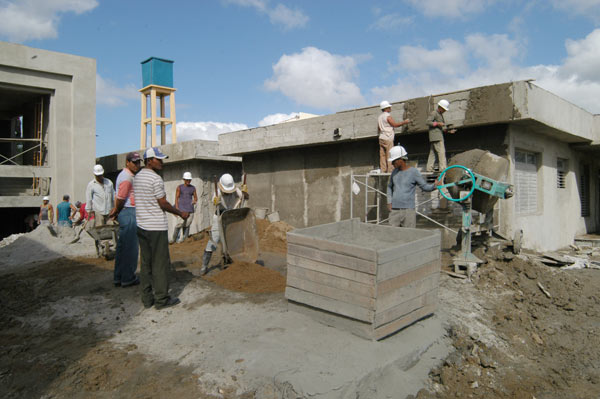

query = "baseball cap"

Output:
[[126, 151, 141, 162], [143, 147, 168, 160], [93, 164, 105, 175]]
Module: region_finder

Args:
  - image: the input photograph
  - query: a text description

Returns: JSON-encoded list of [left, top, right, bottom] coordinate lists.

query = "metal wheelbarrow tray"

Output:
[[86, 223, 119, 259], [220, 208, 259, 264]]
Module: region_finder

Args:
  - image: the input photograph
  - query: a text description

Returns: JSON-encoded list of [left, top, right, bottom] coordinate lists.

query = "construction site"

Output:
[[1, 41, 600, 399]]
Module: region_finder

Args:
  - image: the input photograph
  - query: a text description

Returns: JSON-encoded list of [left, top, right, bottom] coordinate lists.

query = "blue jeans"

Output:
[[114, 207, 139, 285]]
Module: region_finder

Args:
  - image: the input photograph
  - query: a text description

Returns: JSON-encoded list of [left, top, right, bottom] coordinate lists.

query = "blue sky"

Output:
[[1, 0, 600, 156]]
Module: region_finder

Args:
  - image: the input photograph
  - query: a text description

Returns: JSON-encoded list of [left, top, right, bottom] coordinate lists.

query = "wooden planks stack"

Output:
[[285, 218, 440, 340]]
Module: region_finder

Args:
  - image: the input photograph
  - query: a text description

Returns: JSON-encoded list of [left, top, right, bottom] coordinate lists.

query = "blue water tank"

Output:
[[141, 57, 174, 88]]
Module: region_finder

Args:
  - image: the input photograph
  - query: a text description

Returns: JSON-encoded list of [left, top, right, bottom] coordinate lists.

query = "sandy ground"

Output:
[[1, 219, 599, 398]]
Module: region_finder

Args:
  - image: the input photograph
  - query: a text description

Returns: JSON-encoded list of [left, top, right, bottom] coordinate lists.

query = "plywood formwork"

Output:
[[285, 218, 441, 340]]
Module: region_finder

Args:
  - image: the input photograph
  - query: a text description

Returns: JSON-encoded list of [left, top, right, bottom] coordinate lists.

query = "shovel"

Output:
[[69, 218, 89, 244]]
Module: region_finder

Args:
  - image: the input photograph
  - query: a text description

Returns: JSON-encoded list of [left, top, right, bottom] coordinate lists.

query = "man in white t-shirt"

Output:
[[378, 101, 411, 173], [134, 147, 189, 310]]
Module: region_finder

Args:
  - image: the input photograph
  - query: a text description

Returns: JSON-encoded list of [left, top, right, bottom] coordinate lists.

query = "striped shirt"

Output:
[[133, 168, 168, 231], [116, 168, 135, 208]]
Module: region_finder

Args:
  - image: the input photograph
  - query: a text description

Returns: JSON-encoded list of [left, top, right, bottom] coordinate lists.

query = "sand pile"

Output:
[[256, 219, 294, 253], [205, 261, 286, 293], [0, 224, 96, 271]]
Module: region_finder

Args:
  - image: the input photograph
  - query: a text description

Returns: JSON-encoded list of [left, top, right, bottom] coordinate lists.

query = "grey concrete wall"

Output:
[[97, 139, 242, 237], [0, 41, 96, 208]]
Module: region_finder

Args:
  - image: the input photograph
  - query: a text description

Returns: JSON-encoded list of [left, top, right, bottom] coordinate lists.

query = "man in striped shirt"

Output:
[[134, 147, 189, 310]]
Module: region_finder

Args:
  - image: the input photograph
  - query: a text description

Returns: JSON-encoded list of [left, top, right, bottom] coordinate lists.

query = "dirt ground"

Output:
[[1, 217, 599, 398]]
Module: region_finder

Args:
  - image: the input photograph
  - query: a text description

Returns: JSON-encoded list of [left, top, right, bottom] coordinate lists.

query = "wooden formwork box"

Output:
[[285, 218, 441, 340]]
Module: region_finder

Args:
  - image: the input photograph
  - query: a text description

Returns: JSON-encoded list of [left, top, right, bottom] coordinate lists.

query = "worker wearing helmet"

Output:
[[378, 100, 411, 173], [201, 173, 243, 275], [425, 99, 457, 173], [387, 146, 441, 228], [171, 171, 197, 243]]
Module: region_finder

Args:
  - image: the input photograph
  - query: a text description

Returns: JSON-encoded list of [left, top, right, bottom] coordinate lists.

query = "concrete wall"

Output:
[[0, 41, 96, 208], [97, 140, 242, 238], [501, 125, 598, 251]]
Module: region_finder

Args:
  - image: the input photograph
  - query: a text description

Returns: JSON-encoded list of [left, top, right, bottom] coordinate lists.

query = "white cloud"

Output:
[[176, 121, 248, 142], [399, 39, 468, 76], [265, 47, 366, 110], [404, 0, 495, 18], [96, 74, 138, 107], [550, 0, 600, 21], [258, 112, 298, 126], [372, 29, 600, 114], [223, 0, 308, 30], [0, 0, 98, 42], [369, 13, 414, 31]]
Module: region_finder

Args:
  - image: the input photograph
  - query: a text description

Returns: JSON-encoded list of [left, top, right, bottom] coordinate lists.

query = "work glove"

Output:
[[241, 184, 248, 193], [212, 196, 219, 206]]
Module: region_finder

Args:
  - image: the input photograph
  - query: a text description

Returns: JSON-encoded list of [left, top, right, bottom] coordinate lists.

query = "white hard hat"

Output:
[[182, 172, 192, 180], [438, 99, 450, 111], [218, 173, 236, 193], [93, 164, 104, 175], [388, 146, 408, 162], [380, 100, 392, 110], [43, 196, 49, 201]]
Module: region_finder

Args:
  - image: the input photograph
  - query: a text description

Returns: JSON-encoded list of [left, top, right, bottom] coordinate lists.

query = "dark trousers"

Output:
[[137, 228, 171, 307], [114, 207, 139, 285]]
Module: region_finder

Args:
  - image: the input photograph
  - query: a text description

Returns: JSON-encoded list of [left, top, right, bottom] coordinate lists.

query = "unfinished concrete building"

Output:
[[219, 81, 600, 252], [0, 42, 96, 238]]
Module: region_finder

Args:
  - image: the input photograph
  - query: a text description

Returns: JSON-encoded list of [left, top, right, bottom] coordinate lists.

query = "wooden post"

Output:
[[170, 92, 177, 144], [150, 87, 157, 147]]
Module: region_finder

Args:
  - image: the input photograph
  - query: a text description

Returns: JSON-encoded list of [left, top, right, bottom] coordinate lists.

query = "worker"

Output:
[[109, 151, 142, 288], [387, 146, 441, 228], [85, 164, 115, 227], [425, 99, 456, 174], [38, 196, 53, 225], [134, 147, 189, 309], [56, 194, 77, 227], [378, 100, 411, 173], [201, 173, 243, 275], [171, 171, 198, 244]]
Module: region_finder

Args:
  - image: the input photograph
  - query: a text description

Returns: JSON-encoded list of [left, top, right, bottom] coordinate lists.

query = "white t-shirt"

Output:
[[378, 111, 394, 141], [133, 168, 168, 231]]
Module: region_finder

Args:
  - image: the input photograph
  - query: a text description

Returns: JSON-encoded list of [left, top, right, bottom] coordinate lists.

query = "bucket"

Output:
[[267, 211, 280, 223], [254, 207, 268, 219]]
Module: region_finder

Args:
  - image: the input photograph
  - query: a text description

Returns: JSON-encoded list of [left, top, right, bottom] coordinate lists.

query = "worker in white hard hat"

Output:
[[378, 100, 411, 173], [387, 146, 441, 228], [38, 195, 54, 225], [201, 173, 243, 275], [85, 164, 115, 228], [171, 171, 198, 243], [425, 99, 457, 173]]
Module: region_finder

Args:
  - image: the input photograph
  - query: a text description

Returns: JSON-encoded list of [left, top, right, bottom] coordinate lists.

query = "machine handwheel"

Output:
[[437, 165, 477, 202]]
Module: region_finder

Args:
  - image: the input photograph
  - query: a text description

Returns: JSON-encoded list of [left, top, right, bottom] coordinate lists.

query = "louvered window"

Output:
[[557, 158, 567, 189], [514, 150, 538, 215], [580, 164, 590, 217]]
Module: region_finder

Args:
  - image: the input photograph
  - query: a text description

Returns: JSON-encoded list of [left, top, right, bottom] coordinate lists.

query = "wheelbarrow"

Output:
[[86, 223, 119, 259], [220, 208, 259, 264]]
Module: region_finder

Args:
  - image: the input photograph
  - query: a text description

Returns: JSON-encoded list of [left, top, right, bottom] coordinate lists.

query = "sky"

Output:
[[1, 0, 600, 156]]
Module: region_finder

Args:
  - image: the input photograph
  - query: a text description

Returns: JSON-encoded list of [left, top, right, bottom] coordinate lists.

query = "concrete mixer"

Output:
[[437, 149, 519, 274]]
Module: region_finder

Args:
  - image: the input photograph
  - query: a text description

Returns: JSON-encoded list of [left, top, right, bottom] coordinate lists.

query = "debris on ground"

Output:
[[204, 261, 286, 293]]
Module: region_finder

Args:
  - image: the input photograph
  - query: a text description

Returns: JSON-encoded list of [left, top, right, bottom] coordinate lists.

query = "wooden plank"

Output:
[[287, 254, 376, 285], [287, 275, 375, 309], [285, 287, 374, 323], [286, 232, 376, 262], [288, 243, 376, 274], [287, 301, 373, 341], [378, 234, 440, 265], [376, 273, 440, 312], [374, 290, 438, 327], [374, 304, 436, 341], [288, 265, 375, 298], [377, 245, 440, 282], [377, 260, 440, 295]]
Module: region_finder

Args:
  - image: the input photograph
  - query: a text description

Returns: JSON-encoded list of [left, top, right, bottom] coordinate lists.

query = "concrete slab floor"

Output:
[[109, 283, 451, 398]]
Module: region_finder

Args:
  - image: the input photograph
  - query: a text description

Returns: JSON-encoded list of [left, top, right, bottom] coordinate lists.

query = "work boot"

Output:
[[200, 250, 212, 275], [170, 227, 181, 244]]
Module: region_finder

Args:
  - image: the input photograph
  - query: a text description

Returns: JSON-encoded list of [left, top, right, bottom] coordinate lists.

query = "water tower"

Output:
[[139, 57, 177, 147]]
